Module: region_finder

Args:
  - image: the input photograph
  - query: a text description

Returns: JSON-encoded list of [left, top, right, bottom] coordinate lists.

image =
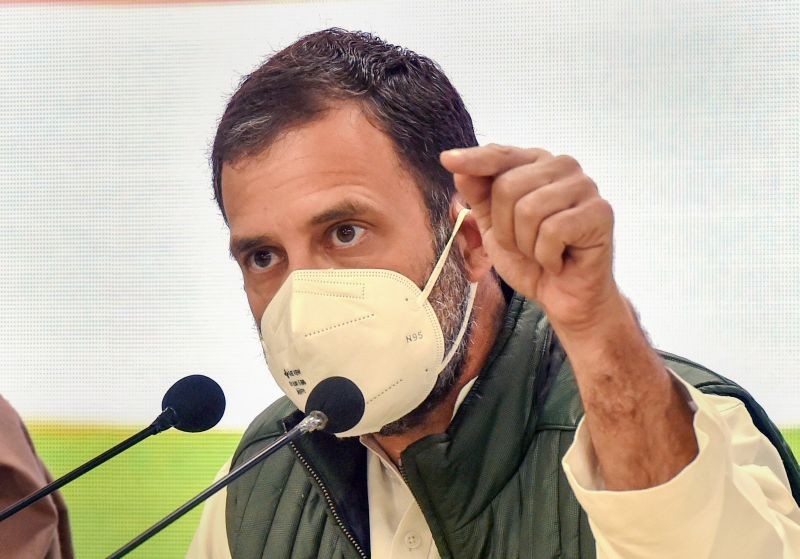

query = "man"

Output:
[[0, 396, 74, 559], [189, 28, 800, 558]]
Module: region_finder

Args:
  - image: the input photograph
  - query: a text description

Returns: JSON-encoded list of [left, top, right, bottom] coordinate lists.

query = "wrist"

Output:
[[550, 290, 667, 388], [549, 289, 637, 348]]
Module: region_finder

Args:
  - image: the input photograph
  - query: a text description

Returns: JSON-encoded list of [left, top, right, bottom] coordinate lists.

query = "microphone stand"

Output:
[[106, 411, 328, 559], [0, 408, 178, 522]]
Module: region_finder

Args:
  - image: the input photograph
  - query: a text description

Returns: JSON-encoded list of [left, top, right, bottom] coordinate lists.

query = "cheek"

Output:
[[404, 238, 438, 288], [244, 284, 268, 327], [242, 269, 286, 326]]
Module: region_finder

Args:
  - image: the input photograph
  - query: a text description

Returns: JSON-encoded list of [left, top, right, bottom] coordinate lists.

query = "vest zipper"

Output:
[[289, 441, 368, 559]]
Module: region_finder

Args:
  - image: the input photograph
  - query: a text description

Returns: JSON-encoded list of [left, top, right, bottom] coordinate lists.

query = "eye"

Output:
[[248, 248, 283, 271], [330, 223, 366, 247]]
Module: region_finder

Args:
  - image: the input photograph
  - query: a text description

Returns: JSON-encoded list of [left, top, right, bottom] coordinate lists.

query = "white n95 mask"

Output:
[[259, 208, 477, 437]]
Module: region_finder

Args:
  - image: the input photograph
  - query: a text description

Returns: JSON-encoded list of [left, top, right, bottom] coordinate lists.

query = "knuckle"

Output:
[[593, 198, 614, 223], [570, 174, 598, 197], [533, 237, 553, 264], [515, 208, 540, 238], [604, 201, 615, 224], [595, 197, 612, 213], [555, 154, 581, 171], [487, 143, 514, 155], [492, 172, 517, 197], [516, 193, 538, 219], [538, 217, 558, 239], [584, 175, 599, 194]]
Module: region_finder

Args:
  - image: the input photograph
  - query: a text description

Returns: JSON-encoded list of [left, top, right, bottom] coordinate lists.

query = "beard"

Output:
[[377, 233, 475, 436]]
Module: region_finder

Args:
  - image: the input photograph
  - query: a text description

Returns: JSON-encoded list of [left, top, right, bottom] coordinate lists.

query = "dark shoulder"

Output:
[[232, 396, 299, 463], [535, 340, 746, 431], [659, 351, 744, 390]]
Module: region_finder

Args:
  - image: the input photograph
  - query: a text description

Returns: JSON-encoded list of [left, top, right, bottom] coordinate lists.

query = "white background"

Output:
[[1, 1, 797, 427]]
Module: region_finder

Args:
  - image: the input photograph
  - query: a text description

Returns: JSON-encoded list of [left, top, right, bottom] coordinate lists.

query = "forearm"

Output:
[[562, 376, 800, 558], [552, 292, 698, 490]]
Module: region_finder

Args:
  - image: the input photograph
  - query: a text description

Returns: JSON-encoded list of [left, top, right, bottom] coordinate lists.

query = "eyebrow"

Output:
[[309, 199, 375, 226], [228, 198, 377, 260], [229, 234, 273, 261]]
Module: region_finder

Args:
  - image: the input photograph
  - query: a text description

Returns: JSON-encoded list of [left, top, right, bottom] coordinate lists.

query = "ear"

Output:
[[450, 198, 492, 283]]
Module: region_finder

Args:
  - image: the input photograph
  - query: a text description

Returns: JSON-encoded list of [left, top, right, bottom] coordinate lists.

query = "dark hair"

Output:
[[211, 28, 478, 240]]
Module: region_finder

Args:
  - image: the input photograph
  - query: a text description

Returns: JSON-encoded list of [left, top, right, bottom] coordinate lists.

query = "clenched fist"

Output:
[[440, 144, 619, 334]]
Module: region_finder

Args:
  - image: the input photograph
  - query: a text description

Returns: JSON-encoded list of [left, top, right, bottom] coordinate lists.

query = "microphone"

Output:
[[304, 376, 365, 434], [0, 374, 225, 522], [107, 379, 365, 558], [160, 374, 227, 433]]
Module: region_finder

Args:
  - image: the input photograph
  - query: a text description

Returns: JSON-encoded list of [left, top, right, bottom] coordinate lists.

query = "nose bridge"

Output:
[[285, 242, 333, 275]]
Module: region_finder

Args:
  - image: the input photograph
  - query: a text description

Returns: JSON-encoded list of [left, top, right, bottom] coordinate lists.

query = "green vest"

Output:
[[226, 296, 800, 559]]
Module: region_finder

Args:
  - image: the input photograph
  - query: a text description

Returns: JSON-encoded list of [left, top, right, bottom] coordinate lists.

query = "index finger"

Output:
[[440, 144, 550, 177]]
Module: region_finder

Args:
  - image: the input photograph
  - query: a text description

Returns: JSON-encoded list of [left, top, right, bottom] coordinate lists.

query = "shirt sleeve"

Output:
[[186, 461, 233, 559], [562, 371, 800, 559]]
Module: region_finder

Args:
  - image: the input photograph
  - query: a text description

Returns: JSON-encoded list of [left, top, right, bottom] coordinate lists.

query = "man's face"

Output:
[[223, 103, 476, 434], [222, 104, 437, 325]]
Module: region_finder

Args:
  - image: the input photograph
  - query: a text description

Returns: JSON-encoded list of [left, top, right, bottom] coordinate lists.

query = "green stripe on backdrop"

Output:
[[27, 425, 800, 558], [29, 424, 241, 558]]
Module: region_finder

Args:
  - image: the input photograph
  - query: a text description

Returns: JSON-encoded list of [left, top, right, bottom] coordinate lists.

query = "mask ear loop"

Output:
[[417, 208, 472, 303], [437, 281, 477, 370], [416, 208, 479, 369]]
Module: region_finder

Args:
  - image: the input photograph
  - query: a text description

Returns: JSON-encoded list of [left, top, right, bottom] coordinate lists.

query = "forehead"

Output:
[[220, 104, 424, 221]]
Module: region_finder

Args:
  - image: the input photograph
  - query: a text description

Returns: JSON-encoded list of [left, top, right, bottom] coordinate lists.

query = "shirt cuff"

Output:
[[561, 370, 729, 552]]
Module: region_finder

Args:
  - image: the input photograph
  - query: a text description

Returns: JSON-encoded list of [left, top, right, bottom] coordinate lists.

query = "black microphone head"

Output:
[[162, 374, 226, 433], [305, 377, 365, 434]]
